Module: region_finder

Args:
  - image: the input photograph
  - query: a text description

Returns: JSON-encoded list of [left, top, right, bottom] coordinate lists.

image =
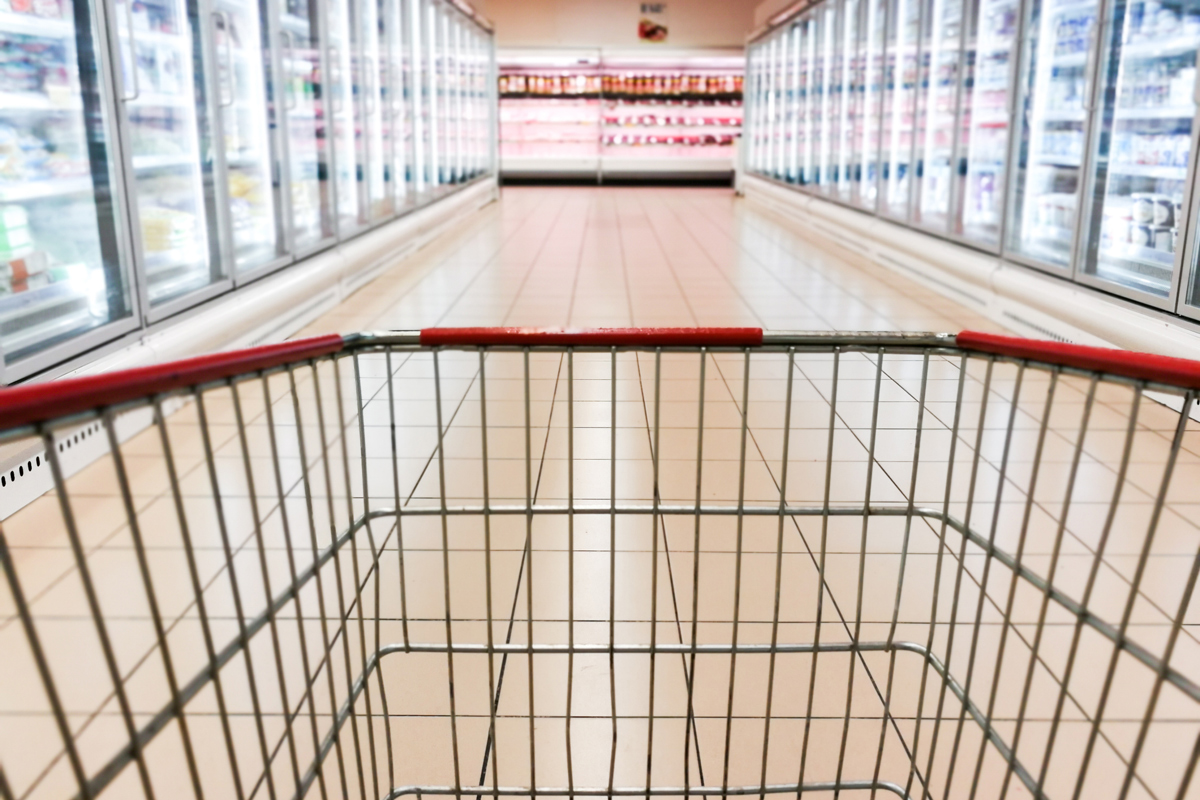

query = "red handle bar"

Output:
[[418, 327, 766, 347], [955, 331, 1200, 391], [0, 334, 345, 431], [0, 328, 1197, 432]]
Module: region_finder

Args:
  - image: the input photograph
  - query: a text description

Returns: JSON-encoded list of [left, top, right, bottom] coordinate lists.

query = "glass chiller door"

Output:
[[327, 0, 358, 234], [883, 0, 921, 217], [822, 3, 839, 192], [782, 29, 796, 181], [800, 18, 815, 185], [1081, 0, 1200, 300], [913, 0, 963, 231], [857, 0, 888, 207], [1005, 0, 1100, 268], [450, 19, 464, 184], [212, 0, 282, 272], [424, 0, 438, 191], [388, 0, 411, 209], [355, 0, 387, 221], [773, 33, 786, 177], [0, 0, 134, 366], [848, 0, 868, 201], [954, 0, 1018, 246], [407, 0, 427, 197], [836, 0, 858, 199], [787, 23, 803, 183], [279, 0, 333, 251], [814, 9, 829, 185], [114, 0, 221, 308]]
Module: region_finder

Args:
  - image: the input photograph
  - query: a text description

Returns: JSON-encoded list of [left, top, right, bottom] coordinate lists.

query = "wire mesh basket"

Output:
[[1, 327, 1198, 800]]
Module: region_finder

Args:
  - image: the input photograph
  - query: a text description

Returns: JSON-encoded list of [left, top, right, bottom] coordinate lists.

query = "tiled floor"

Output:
[[2, 187, 1199, 800]]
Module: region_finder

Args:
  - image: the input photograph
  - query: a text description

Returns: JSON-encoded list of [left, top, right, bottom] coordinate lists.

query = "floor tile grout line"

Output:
[[619, 190, 709, 787]]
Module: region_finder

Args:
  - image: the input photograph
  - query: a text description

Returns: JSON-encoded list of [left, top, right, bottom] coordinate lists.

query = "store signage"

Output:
[[638, 3, 668, 42]]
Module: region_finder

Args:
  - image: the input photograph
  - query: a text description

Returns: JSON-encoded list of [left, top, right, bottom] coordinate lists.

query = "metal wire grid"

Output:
[[0, 333, 1198, 800]]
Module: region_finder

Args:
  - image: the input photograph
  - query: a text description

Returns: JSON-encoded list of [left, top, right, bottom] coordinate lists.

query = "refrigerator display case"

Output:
[[913, 0, 964, 231], [799, 17, 816, 185], [765, 33, 783, 179], [114, 0, 222, 311], [278, 0, 334, 253], [748, 42, 771, 176], [0, 0, 494, 382], [498, 49, 602, 179], [0, 0, 493, 383], [813, 11, 829, 187], [953, 0, 1017, 245], [1005, 0, 1100, 269], [601, 55, 743, 178], [747, 0, 1200, 320], [358, 0, 388, 221], [856, 0, 888, 207], [883, 0, 921, 218], [498, 49, 743, 180], [785, 23, 802, 184], [1079, 0, 1200, 301], [213, 0, 283, 272], [0, 0, 134, 368], [833, 0, 857, 201], [328, 0, 358, 235]]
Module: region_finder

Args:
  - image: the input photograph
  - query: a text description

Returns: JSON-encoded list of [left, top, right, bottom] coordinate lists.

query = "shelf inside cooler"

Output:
[[1042, 108, 1087, 122], [133, 153, 194, 170], [133, 27, 188, 47], [1052, 51, 1089, 67], [280, 12, 311, 32], [1093, 250, 1173, 294], [0, 177, 92, 203], [0, 10, 72, 37], [1122, 35, 1200, 60], [1103, 242, 1175, 267], [1035, 155, 1082, 167], [1113, 105, 1196, 120], [132, 92, 192, 108], [0, 91, 82, 112], [0, 281, 96, 359], [1109, 163, 1188, 179]]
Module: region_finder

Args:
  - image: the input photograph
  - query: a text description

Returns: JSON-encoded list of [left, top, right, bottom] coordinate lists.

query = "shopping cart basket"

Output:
[[1, 327, 1199, 800]]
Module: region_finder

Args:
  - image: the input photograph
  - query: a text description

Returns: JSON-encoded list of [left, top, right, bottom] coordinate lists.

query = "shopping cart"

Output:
[[1, 327, 1198, 800]]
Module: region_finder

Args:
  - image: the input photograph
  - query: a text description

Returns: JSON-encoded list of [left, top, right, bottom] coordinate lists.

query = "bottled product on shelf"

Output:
[[498, 57, 744, 174], [498, 72, 743, 98], [498, 74, 601, 96]]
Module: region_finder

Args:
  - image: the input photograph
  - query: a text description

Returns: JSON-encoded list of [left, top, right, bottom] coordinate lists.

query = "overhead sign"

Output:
[[638, 3, 668, 42]]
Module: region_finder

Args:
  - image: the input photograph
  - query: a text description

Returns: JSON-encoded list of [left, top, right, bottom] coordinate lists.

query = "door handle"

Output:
[[1080, 10, 1101, 111], [329, 45, 343, 112], [280, 29, 297, 110], [1193, 47, 1200, 105], [121, 0, 140, 102], [366, 56, 376, 115], [213, 11, 235, 108]]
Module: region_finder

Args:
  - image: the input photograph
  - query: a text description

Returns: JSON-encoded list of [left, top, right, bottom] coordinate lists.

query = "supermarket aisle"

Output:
[[5, 187, 1198, 800], [295, 186, 1002, 336]]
